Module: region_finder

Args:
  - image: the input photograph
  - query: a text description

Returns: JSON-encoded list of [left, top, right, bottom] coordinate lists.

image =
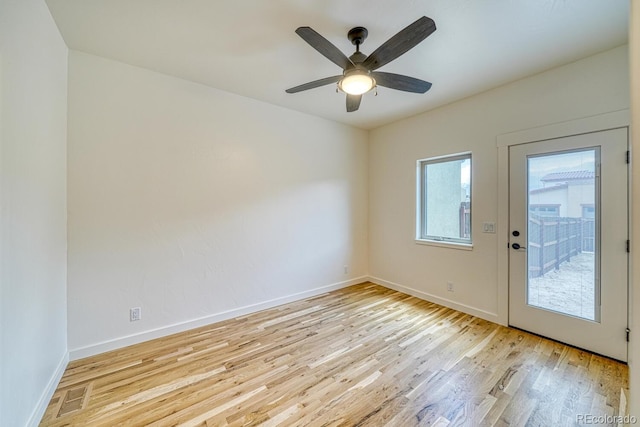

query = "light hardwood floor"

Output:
[[41, 283, 629, 426]]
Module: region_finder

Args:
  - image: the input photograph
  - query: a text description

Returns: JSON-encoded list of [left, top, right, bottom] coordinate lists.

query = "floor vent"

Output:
[[57, 383, 92, 418]]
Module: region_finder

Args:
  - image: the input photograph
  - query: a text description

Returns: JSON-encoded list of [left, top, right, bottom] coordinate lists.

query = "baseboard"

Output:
[[27, 351, 69, 427], [69, 276, 368, 360], [368, 276, 500, 324]]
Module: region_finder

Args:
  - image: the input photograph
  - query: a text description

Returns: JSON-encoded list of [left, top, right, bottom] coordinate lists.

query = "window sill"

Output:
[[415, 239, 473, 251]]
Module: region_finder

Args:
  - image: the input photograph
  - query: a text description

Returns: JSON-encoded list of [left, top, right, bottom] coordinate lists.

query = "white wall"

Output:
[[629, 0, 640, 418], [369, 46, 629, 323], [0, 1, 68, 426], [67, 51, 369, 358]]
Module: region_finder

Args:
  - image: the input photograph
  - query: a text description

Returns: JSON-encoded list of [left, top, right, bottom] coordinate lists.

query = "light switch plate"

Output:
[[482, 222, 496, 233]]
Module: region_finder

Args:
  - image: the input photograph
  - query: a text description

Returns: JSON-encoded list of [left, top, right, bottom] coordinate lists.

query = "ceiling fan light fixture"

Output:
[[286, 17, 436, 111], [339, 70, 375, 95]]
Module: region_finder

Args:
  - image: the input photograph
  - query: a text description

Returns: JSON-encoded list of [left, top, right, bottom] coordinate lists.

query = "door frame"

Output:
[[496, 110, 630, 326]]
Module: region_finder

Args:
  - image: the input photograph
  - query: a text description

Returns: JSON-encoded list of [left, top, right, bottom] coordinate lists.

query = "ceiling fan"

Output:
[[285, 16, 436, 112]]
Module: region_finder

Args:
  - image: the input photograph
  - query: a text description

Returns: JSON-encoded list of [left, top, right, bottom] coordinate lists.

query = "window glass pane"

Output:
[[526, 149, 598, 321], [420, 155, 471, 243]]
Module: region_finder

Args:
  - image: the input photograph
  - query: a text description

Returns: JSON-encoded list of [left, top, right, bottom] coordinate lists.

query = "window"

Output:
[[529, 205, 560, 217], [417, 153, 472, 245], [582, 205, 595, 219]]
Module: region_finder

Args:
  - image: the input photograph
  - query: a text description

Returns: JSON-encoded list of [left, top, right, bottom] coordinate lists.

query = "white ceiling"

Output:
[[45, 0, 629, 130]]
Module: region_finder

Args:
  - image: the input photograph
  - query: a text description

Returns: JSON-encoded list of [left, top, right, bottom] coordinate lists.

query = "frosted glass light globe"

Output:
[[339, 72, 374, 95]]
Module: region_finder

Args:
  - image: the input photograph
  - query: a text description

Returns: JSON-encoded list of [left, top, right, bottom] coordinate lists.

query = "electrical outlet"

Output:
[[344, 265, 349, 274], [130, 307, 141, 322], [447, 282, 454, 292]]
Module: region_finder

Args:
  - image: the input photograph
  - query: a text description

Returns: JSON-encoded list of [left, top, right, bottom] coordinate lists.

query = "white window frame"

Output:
[[416, 152, 472, 249]]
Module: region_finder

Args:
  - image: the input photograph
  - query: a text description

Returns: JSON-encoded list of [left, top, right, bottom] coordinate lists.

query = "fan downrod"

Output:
[[347, 27, 368, 47]]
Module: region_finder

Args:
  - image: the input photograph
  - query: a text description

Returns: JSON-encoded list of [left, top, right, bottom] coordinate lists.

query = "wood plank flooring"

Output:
[[40, 283, 629, 426]]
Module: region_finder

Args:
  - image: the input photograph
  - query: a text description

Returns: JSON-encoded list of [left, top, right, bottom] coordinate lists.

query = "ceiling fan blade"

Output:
[[362, 16, 436, 71], [371, 72, 432, 93], [346, 94, 362, 112], [285, 75, 342, 93], [295, 27, 354, 70]]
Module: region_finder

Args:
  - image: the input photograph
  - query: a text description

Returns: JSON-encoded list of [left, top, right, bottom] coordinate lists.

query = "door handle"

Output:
[[511, 243, 526, 250]]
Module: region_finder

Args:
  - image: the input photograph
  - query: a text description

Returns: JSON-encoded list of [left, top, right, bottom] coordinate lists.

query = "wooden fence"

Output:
[[459, 202, 471, 239], [581, 218, 595, 252], [528, 214, 592, 278]]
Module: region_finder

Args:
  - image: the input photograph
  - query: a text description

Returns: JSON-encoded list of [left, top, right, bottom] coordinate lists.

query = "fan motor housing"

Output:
[[349, 51, 367, 64]]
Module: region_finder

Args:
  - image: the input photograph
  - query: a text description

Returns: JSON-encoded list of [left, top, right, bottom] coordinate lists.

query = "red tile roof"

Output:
[[529, 183, 568, 194], [540, 170, 594, 182]]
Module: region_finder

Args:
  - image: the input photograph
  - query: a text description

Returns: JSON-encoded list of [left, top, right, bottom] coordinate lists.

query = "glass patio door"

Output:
[[508, 128, 628, 361]]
